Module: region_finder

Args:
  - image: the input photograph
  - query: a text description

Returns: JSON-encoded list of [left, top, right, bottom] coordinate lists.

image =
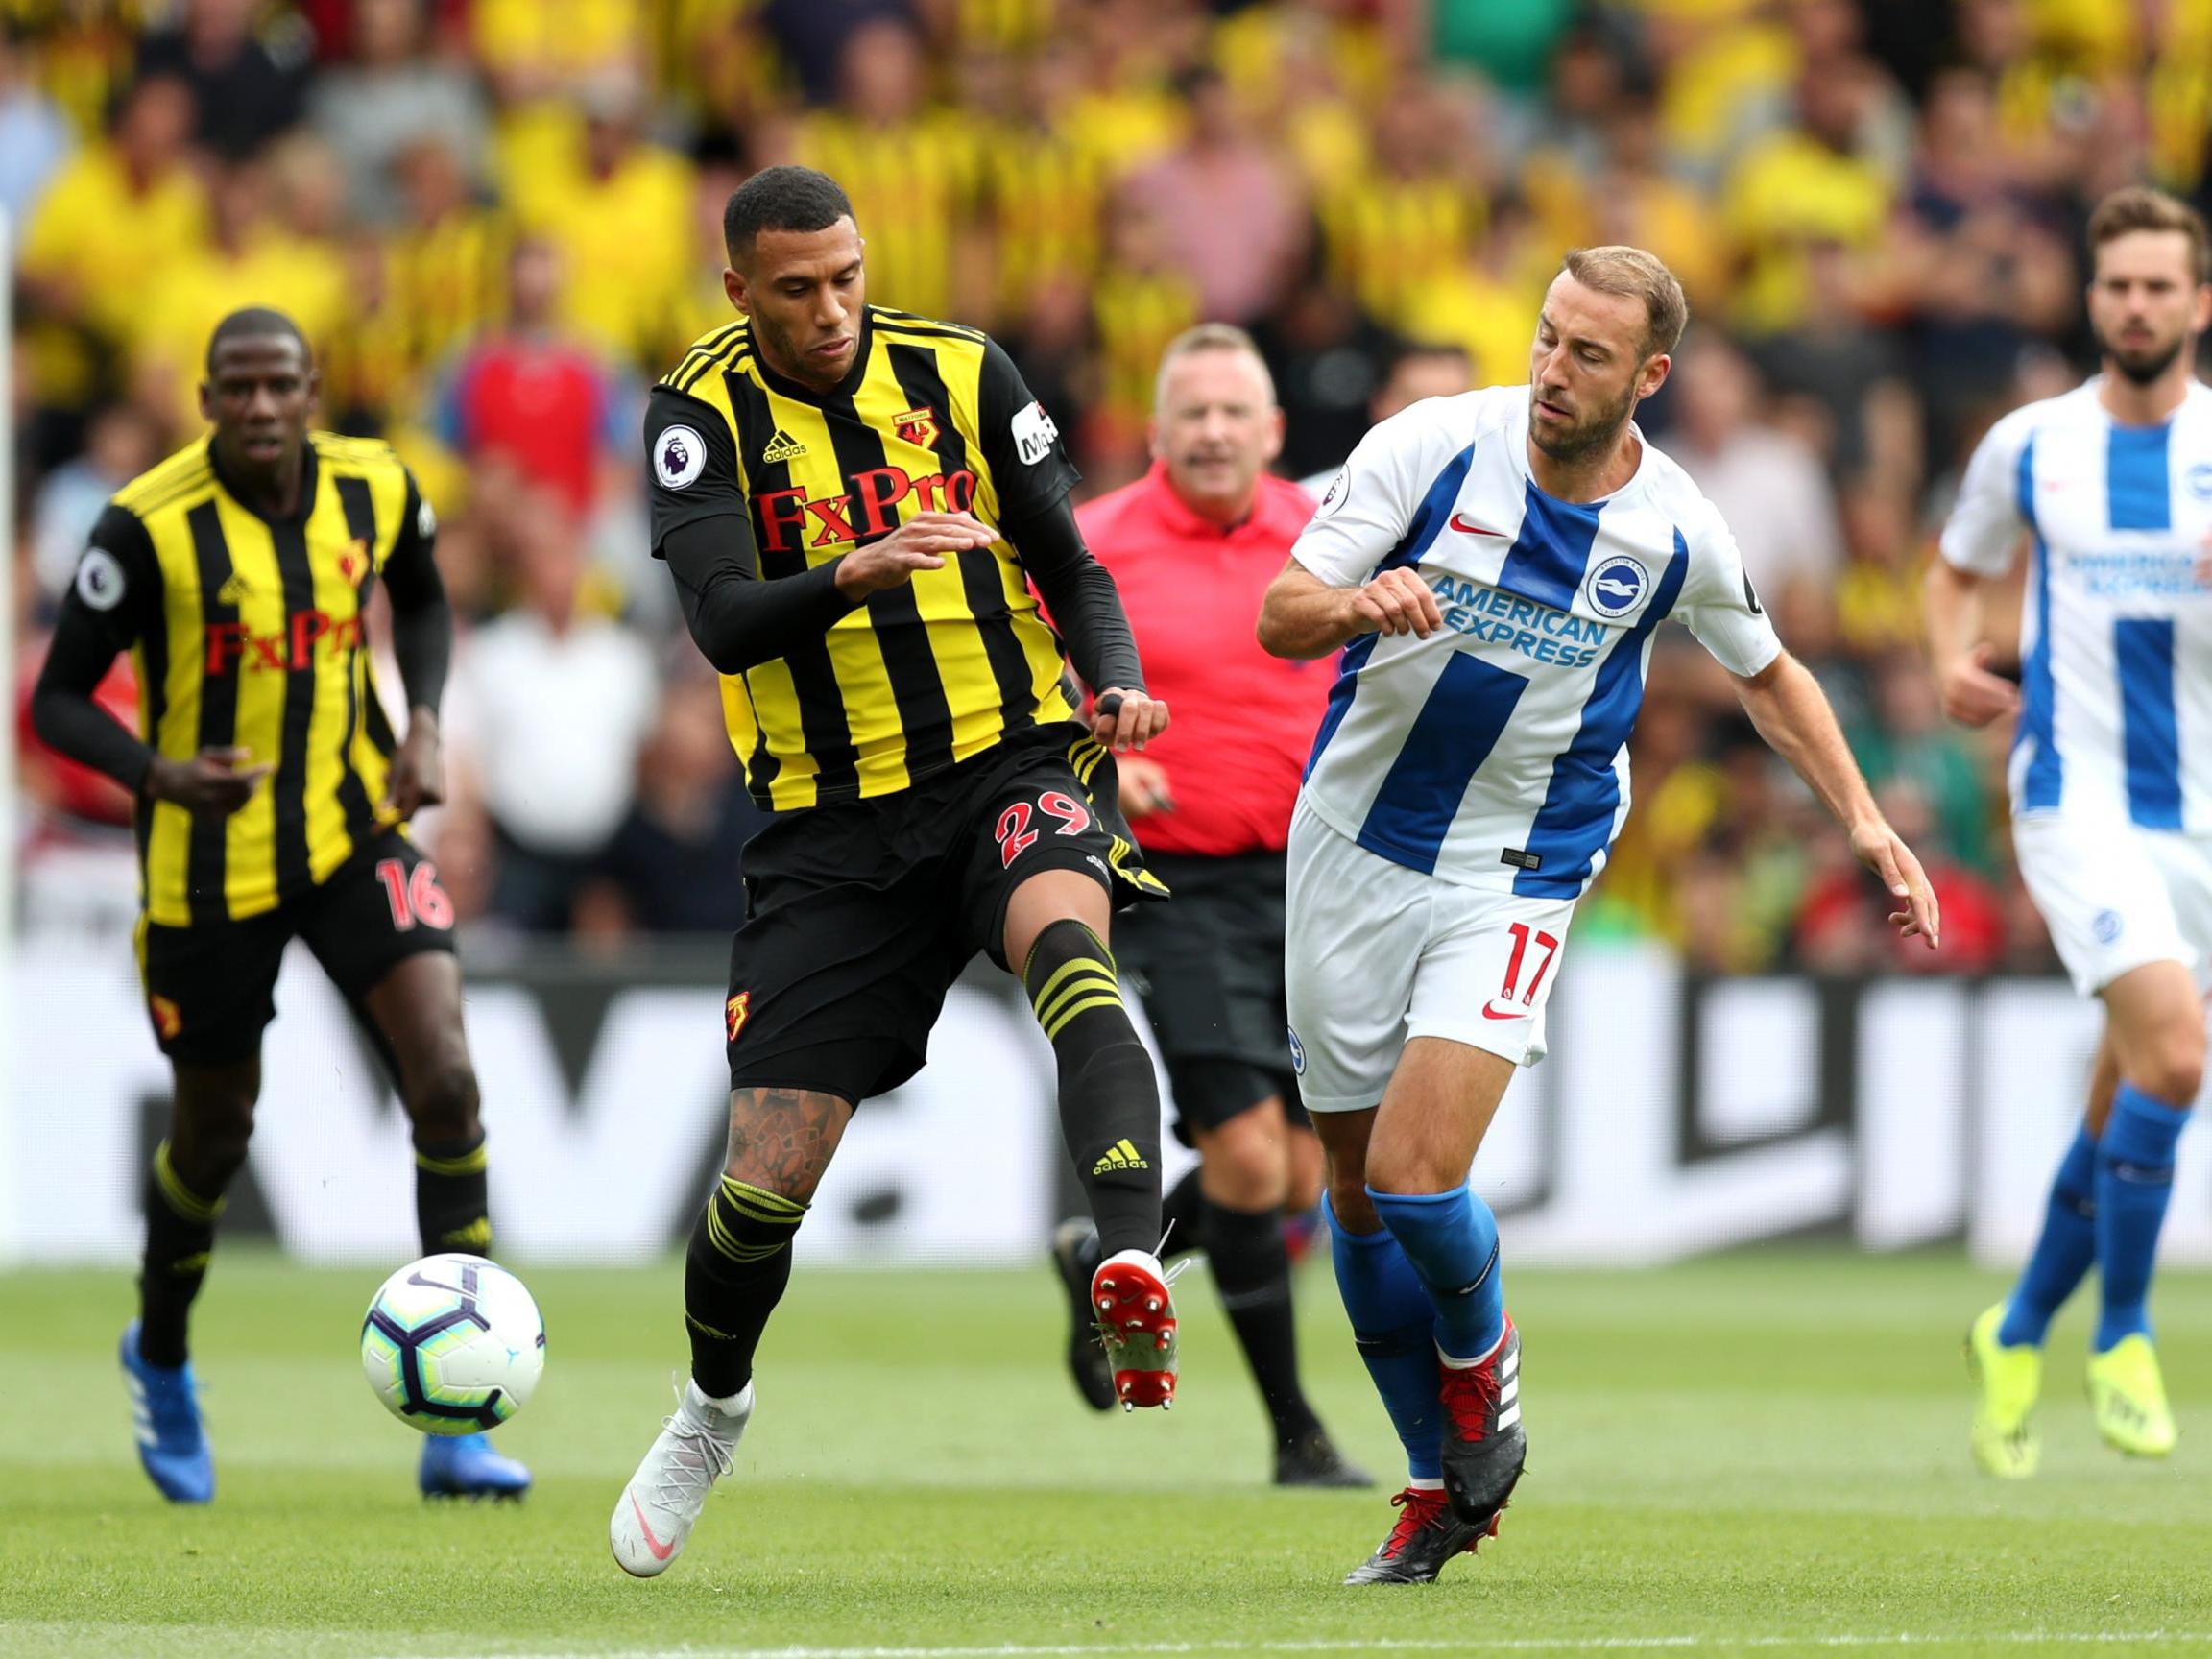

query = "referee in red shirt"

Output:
[[1048, 324, 1368, 1487]]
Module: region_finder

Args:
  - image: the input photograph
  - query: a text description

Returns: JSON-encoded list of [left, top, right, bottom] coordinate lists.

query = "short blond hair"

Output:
[[1560, 245, 1689, 360], [1154, 322, 1277, 411], [2089, 185, 2211, 285]]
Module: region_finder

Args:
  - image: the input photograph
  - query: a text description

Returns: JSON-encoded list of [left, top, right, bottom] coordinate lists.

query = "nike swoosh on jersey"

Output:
[[1449, 514, 1510, 537], [1480, 1000, 1531, 1021]]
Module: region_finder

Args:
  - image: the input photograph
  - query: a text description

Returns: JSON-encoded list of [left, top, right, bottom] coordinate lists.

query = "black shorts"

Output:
[[725, 721, 1166, 1104], [1114, 849, 1310, 1144], [138, 832, 456, 1066]]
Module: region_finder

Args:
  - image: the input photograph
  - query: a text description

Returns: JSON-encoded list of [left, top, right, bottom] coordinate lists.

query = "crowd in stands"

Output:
[[12, 0, 2212, 974]]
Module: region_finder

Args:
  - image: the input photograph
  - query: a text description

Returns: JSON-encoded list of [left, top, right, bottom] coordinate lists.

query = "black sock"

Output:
[[685, 1175, 806, 1398], [1160, 1167, 1205, 1262], [139, 1141, 224, 1369], [414, 1132, 493, 1255], [1023, 919, 1161, 1257], [1205, 1197, 1320, 1447]]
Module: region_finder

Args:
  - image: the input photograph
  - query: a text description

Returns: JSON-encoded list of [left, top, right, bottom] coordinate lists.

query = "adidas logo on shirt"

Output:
[[761, 429, 807, 463], [1091, 1138, 1149, 1175]]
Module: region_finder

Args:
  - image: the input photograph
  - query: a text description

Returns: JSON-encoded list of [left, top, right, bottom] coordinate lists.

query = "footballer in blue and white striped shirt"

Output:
[[1257, 244, 1936, 1584], [1935, 186, 2212, 1479]]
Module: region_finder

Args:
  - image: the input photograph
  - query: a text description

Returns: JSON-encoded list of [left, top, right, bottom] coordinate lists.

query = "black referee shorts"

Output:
[[723, 721, 1166, 1105], [1113, 848, 1310, 1146]]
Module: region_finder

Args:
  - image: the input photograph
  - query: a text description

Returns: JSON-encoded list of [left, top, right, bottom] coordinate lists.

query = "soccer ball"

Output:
[[360, 1253, 545, 1435]]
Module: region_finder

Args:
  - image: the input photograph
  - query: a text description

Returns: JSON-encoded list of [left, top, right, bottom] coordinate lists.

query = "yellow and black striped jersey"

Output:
[[646, 305, 1084, 812], [74, 433, 429, 926]]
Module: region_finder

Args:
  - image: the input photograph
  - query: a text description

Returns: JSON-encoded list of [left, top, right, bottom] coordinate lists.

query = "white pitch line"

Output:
[[378, 1631, 2212, 1659]]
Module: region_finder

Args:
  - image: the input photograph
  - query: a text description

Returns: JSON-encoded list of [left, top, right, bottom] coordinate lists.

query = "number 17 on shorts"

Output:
[[1285, 805, 1577, 1112]]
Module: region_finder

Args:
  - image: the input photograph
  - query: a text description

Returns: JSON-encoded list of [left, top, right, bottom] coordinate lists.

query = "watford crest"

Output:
[[893, 406, 940, 449]]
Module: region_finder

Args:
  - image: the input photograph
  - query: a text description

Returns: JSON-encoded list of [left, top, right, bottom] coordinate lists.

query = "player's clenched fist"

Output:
[[834, 511, 998, 597], [1936, 642, 2022, 729], [1347, 566, 1442, 639], [1092, 687, 1169, 753]]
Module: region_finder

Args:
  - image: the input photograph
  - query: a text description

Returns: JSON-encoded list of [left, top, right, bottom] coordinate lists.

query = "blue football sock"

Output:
[[1996, 1124, 2098, 1349], [2094, 1084, 2192, 1353], [1326, 1193, 1442, 1481], [1367, 1184, 1504, 1363]]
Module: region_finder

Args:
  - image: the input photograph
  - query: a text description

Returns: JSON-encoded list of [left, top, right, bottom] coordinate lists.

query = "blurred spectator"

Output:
[[17, 75, 206, 412], [509, 66, 697, 367], [1404, 192, 1551, 389], [1430, 0, 1575, 101], [587, 674, 769, 936], [1893, 65, 2075, 461], [1723, 53, 1897, 337], [430, 236, 637, 524], [136, 0, 312, 162], [978, 37, 1110, 327], [1288, 338, 1473, 493], [451, 490, 658, 932], [1119, 64, 1309, 325], [1317, 75, 1484, 331], [0, 23, 72, 235], [1578, 95, 1729, 317], [470, 0, 642, 107], [30, 403, 161, 613], [310, 0, 491, 228], [1664, 331, 1845, 605], [1090, 191, 1201, 455], [385, 137, 511, 387], [793, 17, 980, 324], [134, 156, 349, 433], [1249, 269, 1399, 486], [763, 0, 914, 107]]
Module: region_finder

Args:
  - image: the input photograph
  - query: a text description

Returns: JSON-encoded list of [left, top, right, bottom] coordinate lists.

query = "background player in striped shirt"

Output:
[[29, 308, 527, 1506], [1935, 187, 2212, 1478], [1259, 247, 1938, 1584]]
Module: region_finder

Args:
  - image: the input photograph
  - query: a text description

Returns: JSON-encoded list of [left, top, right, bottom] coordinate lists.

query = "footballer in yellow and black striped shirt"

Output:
[[31, 307, 530, 1503], [613, 172, 1181, 1565]]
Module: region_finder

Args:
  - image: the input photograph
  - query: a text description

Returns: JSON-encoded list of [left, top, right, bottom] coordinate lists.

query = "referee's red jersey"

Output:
[[1078, 463, 1334, 857]]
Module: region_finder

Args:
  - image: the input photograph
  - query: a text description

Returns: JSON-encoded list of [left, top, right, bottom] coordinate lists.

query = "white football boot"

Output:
[[610, 1379, 752, 1577]]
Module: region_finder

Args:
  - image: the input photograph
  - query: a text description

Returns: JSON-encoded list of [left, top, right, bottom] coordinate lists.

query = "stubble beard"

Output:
[[1528, 385, 1636, 465]]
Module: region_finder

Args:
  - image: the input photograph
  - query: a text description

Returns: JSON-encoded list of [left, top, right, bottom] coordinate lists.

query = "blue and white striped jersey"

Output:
[[1941, 378, 2212, 831], [1291, 386, 1783, 897]]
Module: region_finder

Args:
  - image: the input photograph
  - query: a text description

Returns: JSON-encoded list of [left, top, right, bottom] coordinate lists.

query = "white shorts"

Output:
[[2013, 813, 2212, 997], [1284, 801, 1578, 1113]]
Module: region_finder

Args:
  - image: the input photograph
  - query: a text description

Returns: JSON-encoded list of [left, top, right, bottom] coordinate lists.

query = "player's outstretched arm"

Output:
[[1256, 557, 1440, 659], [1731, 651, 1941, 950]]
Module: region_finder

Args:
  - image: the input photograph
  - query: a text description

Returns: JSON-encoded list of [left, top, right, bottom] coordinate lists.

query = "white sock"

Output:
[[1408, 1476, 1445, 1493], [689, 1379, 754, 1426]]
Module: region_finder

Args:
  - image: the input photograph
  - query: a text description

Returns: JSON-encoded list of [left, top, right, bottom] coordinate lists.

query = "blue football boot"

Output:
[[420, 1431, 532, 1500], [120, 1321, 214, 1504]]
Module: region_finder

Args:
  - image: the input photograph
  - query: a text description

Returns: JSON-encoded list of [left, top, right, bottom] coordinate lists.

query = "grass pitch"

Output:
[[2, 1248, 2208, 1658]]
